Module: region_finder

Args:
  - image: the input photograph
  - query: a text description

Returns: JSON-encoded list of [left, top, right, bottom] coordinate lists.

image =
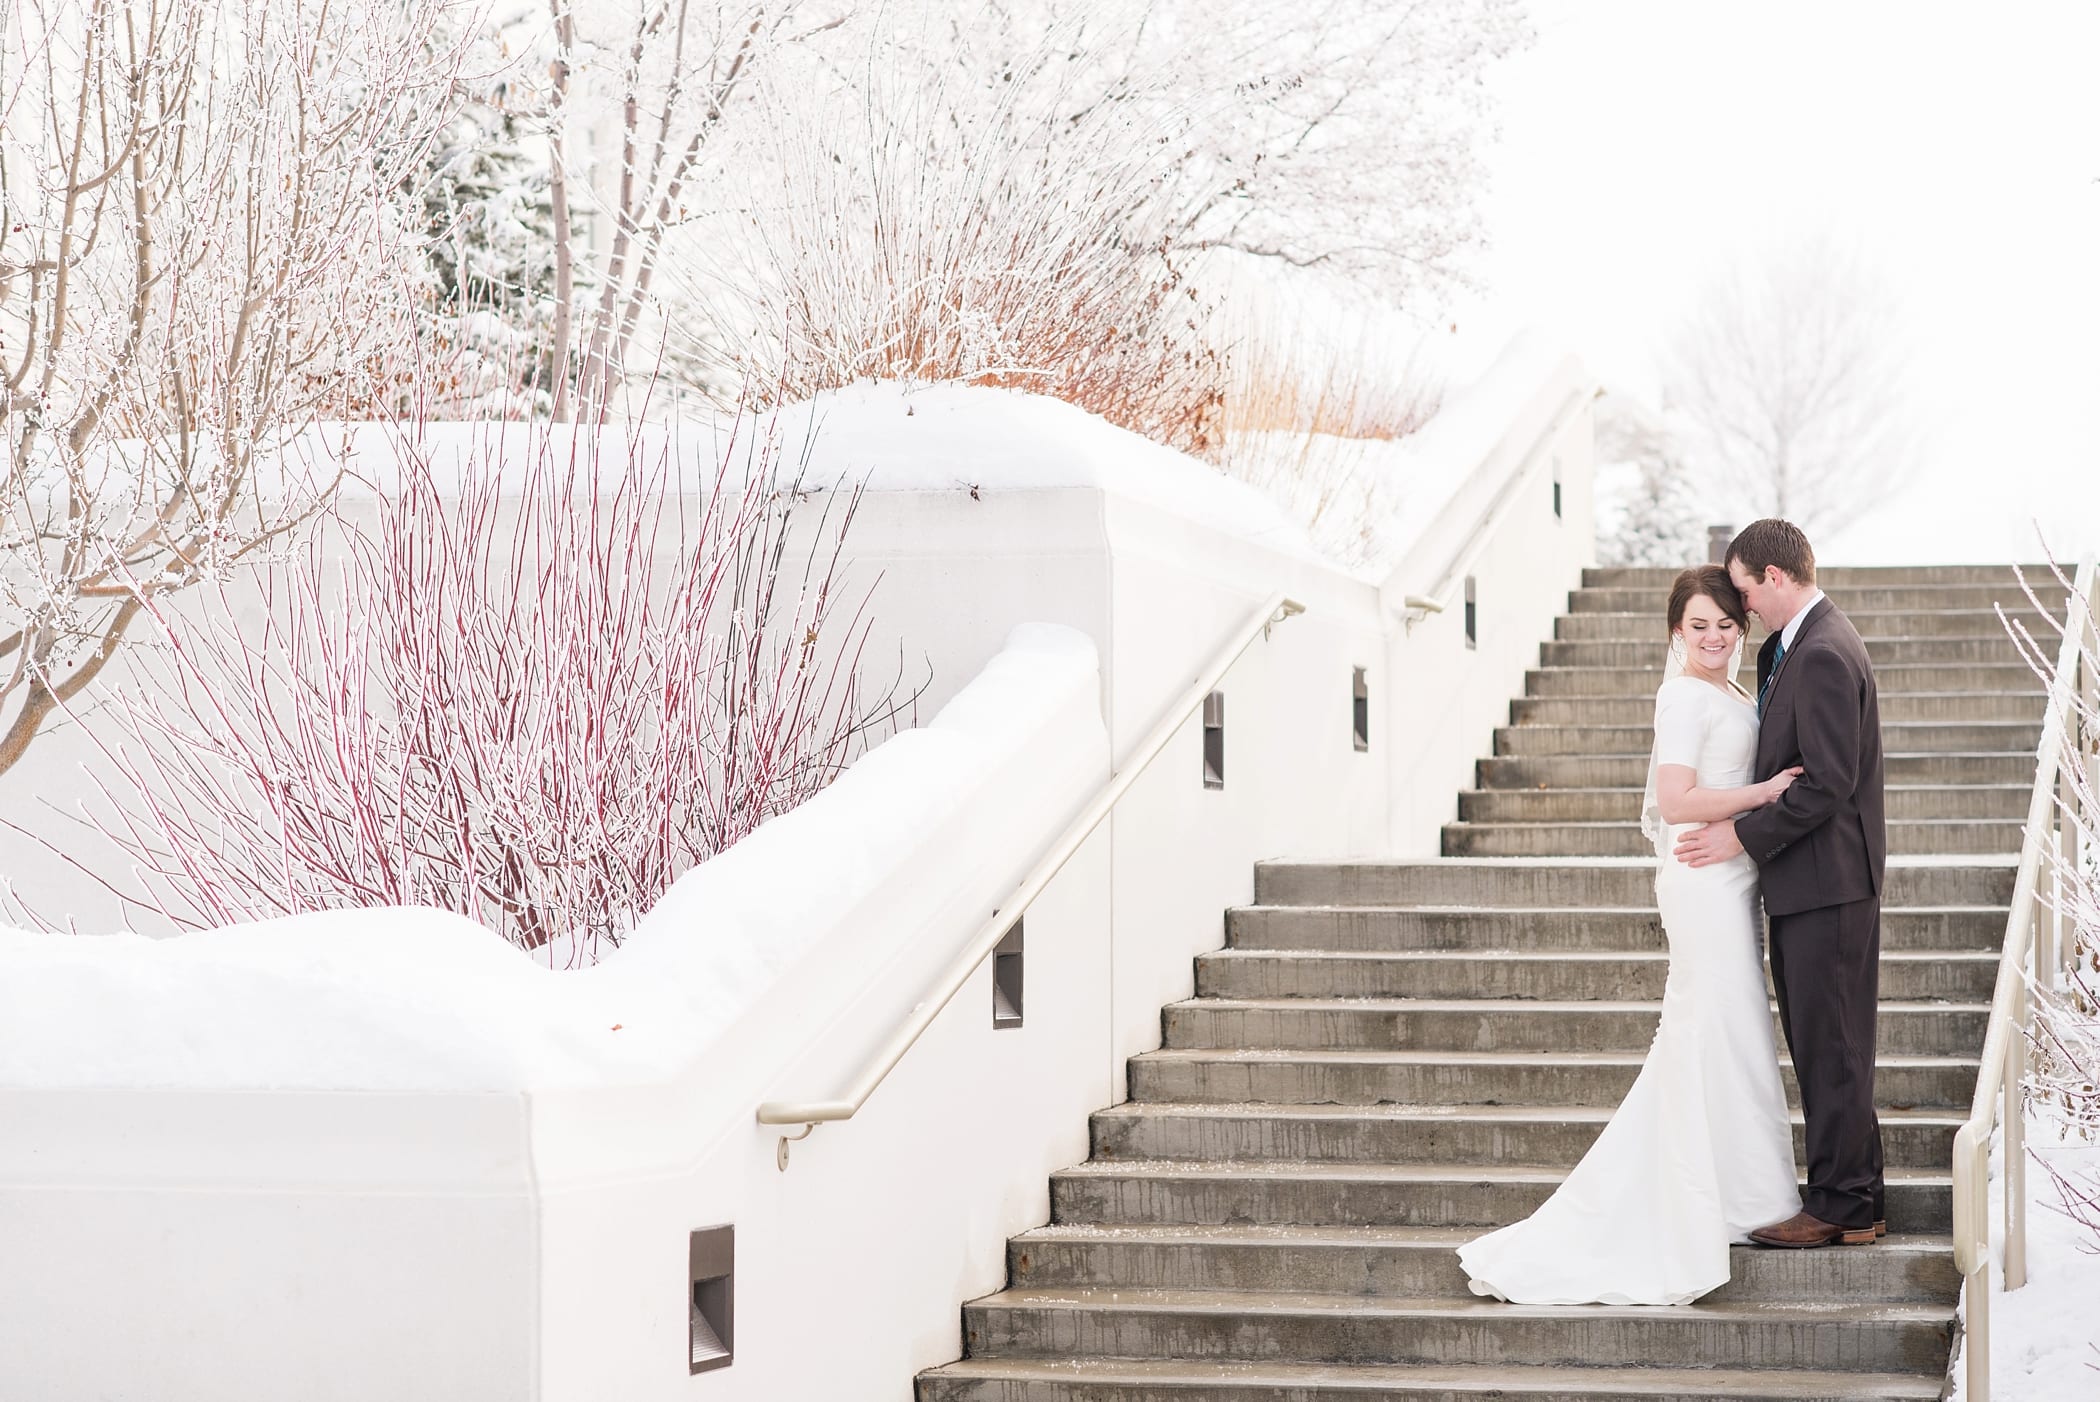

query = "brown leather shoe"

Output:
[[1875, 1219, 1888, 1239], [1749, 1211, 1878, 1248]]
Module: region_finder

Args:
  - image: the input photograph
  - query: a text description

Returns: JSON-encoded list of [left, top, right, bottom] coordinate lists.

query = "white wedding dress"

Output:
[[1456, 673, 1802, 1306]]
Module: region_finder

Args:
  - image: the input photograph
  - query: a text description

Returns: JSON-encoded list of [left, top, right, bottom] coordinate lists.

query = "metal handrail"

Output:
[[756, 592, 1307, 1167], [1951, 557, 2096, 1401]]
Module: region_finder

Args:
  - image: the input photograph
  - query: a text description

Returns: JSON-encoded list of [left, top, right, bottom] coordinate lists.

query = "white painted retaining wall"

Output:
[[0, 340, 1596, 1400]]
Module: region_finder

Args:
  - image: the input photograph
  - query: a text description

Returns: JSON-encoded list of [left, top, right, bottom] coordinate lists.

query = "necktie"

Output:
[[1758, 637, 1788, 717]]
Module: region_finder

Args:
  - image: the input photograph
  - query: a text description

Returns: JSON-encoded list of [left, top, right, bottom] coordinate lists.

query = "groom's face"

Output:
[[1728, 559, 1781, 627]]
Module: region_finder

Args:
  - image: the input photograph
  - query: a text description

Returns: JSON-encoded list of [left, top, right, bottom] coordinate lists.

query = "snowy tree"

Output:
[[672, 9, 1230, 450], [1593, 393, 1708, 568], [1658, 236, 1917, 537], [0, 0, 474, 777], [506, 0, 855, 420], [494, 0, 1527, 436], [417, 81, 564, 414]]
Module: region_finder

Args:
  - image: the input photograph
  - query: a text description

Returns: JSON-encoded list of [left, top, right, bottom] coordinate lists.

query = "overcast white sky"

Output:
[[1443, 0, 2100, 563]]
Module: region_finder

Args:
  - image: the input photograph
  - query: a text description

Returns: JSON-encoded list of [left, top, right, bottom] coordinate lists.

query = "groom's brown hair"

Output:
[[1726, 518, 1816, 586]]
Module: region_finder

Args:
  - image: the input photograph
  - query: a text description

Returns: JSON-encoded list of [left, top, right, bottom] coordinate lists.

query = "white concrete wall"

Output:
[[0, 349, 1596, 1401], [1382, 372, 1599, 853], [0, 1087, 537, 1399]]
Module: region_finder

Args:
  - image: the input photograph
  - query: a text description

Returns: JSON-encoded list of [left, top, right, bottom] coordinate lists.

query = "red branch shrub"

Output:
[[30, 417, 908, 965]]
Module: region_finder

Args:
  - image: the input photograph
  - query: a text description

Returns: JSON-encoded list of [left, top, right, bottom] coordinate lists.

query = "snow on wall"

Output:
[[0, 339, 1599, 1401], [0, 623, 1105, 1093], [246, 382, 1329, 566]]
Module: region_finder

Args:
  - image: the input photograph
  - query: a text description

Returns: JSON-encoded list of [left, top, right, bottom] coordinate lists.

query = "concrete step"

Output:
[[1479, 751, 2032, 788], [1542, 637, 2024, 668], [1491, 720, 2039, 757], [1568, 584, 2067, 614], [1524, 662, 2044, 697], [1192, 949, 1997, 1002], [1223, 904, 2005, 954], [1005, 1223, 1960, 1304], [912, 565, 2016, 1402], [1458, 784, 2030, 822], [1252, 857, 2016, 909], [921, 1355, 1947, 1401], [1441, 818, 2021, 858], [1089, 1103, 1962, 1172], [1583, 563, 2051, 588], [959, 1286, 1954, 1372], [1161, 997, 1987, 1057], [1124, 1049, 1978, 1111], [1512, 692, 2043, 725], [1048, 1161, 1954, 1235], [1553, 608, 2052, 640]]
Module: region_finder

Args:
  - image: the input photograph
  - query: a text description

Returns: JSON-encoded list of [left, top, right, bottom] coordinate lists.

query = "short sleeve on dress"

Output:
[[1652, 679, 1705, 770]]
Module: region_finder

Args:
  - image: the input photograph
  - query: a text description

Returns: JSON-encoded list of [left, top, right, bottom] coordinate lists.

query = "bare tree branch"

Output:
[[0, 0, 474, 778], [1658, 236, 1919, 536]]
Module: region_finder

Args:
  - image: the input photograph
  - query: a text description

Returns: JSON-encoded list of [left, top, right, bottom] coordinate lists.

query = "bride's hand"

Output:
[[1757, 766, 1805, 805]]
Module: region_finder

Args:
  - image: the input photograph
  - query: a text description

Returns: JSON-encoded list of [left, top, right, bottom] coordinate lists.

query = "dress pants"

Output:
[[1767, 895, 1886, 1229]]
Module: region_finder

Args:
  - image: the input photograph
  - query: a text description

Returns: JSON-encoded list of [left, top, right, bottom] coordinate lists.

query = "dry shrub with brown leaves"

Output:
[[677, 35, 1227, 456], [663, 1, 1522, 460], [1218, 308, 1443, 444]]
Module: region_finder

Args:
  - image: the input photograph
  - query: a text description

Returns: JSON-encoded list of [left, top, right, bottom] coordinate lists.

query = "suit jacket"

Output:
[[1733, 597, 1888, 916]]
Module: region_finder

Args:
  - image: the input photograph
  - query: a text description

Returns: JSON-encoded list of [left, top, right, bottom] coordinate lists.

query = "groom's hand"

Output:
[[1675, 819, 1745, 867]]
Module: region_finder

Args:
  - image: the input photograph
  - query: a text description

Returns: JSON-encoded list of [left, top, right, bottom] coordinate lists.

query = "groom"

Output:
[[1675, 519, 1888, 1248]]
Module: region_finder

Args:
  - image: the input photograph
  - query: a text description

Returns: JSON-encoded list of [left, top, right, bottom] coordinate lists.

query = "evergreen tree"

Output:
[[417, 84, 564, 413], [1595, 393, 1707, 568]]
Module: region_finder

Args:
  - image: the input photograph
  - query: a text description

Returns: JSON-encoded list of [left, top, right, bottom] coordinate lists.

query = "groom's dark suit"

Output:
[[1733, 596, 1887, 1231]]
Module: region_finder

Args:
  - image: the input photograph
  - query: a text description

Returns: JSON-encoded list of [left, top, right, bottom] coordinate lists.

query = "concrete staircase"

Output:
[[919, 565, 2044, 1401]]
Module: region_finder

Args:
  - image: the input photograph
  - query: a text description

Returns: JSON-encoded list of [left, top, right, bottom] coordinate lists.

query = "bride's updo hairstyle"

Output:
[[1666, 565, 1749, 636]]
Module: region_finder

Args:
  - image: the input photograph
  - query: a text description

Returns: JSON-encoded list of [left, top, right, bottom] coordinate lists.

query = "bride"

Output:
[[1456, 565, 1806, 1306]]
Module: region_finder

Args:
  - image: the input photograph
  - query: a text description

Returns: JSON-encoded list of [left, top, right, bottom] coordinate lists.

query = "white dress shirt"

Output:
[[1779, 589, 1826, 652]]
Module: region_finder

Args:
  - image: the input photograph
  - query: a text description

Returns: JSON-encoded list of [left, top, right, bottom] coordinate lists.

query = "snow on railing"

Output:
[[1953, 557, 2098, 1401]]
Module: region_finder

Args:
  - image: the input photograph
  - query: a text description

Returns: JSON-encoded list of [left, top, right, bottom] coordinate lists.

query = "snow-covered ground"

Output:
[[1953, 1122, 2100, 1400]]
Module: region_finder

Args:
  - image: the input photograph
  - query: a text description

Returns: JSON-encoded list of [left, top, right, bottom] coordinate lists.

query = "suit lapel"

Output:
[[1752, 597, 1830, 777], [1763, 597, 1831, 715]]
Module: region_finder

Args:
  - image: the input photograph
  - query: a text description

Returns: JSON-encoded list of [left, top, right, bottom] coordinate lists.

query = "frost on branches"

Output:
[[2007, 565, 2100, 1251], [1593, 393, 1708, 569], [415, 46, 565, 418], [1657, 235, 1918, 539], [457, 0, 1525, 445], [16, 418, 914, 967], [0, 0, 473, 776]]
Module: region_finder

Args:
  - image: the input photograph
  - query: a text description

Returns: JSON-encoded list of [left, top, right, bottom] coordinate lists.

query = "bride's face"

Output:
[[1675, 594, 1742, 679]]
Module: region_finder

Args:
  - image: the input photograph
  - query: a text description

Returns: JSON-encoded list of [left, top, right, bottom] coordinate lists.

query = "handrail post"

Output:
[[1949, 558, 2096, 1401], [2039, 811, 2059, 996], [2004, 935, 2029, 1291], [2052, 760, 2072, 989], [1954, 1118, 1990, 1402], [1968, 1246, 1991, 1402], [2074, 633, 2091, 986]]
